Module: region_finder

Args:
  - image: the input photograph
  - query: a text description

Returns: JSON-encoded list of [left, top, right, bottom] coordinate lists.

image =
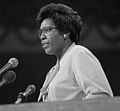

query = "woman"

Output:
[[36, 3, 113, 102]]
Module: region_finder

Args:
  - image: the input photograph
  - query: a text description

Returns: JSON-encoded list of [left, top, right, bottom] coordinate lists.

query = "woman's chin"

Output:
[[45, 49, 55, 55]]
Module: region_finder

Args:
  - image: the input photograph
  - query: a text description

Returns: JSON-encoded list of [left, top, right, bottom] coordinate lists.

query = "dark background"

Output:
[[0, 0, 120, 104]]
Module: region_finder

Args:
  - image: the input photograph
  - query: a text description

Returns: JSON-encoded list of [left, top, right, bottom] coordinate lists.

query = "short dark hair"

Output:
[[36, 3, 82, 44]]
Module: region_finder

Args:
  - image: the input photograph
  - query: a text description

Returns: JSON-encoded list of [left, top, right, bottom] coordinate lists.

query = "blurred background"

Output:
[[0, 0, 120, 104]]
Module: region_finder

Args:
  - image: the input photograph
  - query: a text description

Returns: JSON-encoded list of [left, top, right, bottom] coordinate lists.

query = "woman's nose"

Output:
[[40, 34, 46, 40]]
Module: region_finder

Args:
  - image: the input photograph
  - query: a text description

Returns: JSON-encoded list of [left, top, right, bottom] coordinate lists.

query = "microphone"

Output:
[[0, 70, 16, 87], [0, 58, 18, 76], [15, 84, 36, 104]]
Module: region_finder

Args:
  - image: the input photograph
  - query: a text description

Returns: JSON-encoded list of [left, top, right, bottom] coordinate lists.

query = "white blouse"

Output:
[[38, 43, 113, 102]]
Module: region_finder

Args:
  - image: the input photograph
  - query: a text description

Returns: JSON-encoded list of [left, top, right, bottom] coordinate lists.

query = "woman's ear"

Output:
[[63, 32, 70, 39]]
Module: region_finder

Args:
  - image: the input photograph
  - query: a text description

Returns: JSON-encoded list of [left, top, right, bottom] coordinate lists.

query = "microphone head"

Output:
[[3, 70, 16, 84], [8, 58, 18, 68], [24, 85, 36, 97]]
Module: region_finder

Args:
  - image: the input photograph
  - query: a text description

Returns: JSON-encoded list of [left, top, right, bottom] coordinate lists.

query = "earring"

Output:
[[64, 34, 67, 38]]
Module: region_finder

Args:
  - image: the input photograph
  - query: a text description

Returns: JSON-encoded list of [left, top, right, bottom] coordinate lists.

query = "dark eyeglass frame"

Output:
[[38, 26, 56, 38]]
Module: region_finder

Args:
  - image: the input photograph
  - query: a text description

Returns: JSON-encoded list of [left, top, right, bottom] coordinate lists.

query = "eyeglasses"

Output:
[[38, 27, 56, 38]]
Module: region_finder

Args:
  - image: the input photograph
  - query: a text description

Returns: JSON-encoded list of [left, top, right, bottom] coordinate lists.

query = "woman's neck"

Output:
[[55, 40, 73, 62]]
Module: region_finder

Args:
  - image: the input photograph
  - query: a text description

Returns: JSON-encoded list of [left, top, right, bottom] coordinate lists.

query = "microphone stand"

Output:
[[15, 92, 27, 104]]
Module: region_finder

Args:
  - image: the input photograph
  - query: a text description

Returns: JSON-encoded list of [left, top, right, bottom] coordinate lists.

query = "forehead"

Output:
[[40, 18, 55, 29]]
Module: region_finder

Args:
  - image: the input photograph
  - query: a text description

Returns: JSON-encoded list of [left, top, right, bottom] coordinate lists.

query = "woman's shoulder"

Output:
[[71, 44, 91, 54], [71, 44, 99, 64], [70, 44, 97, 60]]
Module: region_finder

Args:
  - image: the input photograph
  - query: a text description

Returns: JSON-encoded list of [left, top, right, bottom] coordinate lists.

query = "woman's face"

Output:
[[39, 18, 65, 55]]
